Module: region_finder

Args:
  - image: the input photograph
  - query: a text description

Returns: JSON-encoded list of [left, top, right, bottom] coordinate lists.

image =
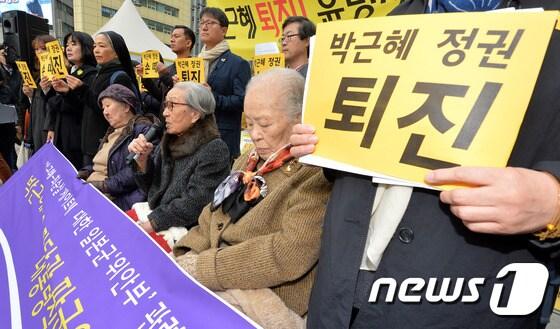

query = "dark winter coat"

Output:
[[72, 61, 139, 162], [45, 64, 97, 168], [207, 50, 251, 158], [94, 114, 159, 211], [134, 114, 231, 232], [0, 64, 22, 167], [307, 1, 560, 329], [27, 81, 55, 153]]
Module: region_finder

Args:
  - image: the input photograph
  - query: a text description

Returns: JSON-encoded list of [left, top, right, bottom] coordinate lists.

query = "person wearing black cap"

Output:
[[77, 84, 159, 211], [58, 30, 140, 167]]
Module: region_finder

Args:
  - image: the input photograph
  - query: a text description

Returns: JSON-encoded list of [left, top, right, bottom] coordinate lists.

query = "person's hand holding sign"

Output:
[[290, 123, 318, 158], [39, 76, 51, 93], [51, 78, 69, 93], [22, 85, 33, 98], [290, 123, 560, 236], [425, 167, 559, 236], [65, 75, 83, 90]]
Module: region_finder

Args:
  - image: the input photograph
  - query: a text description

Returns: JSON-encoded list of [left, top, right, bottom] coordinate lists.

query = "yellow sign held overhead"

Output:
[[38, 52, 54, 80], [253, 53, 284, 75], [175, 58, 205, 83], [142, 50, 160, 79], [15, 61, 37, 88], [45, 40, 68, 79], [301, 11, 557, 189]]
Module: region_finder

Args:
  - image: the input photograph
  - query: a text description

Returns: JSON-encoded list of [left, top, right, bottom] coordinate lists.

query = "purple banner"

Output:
[[0, 143, 259, 328]]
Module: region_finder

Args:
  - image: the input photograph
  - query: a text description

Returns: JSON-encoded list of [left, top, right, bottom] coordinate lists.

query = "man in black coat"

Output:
[[291, 0, 560, 328]]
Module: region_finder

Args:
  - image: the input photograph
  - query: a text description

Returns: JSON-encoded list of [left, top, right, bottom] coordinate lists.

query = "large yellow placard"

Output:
[[302, 11, 557, 189], [207, 0, 401, 59], [38, 52, 54, 80], [45, 40, 68, 79]]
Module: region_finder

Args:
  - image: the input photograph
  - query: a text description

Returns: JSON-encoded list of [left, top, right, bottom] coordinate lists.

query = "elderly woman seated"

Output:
[[128, 82, 230, 250], [78, 84, 158, 211], [173, 68, 332, 328]]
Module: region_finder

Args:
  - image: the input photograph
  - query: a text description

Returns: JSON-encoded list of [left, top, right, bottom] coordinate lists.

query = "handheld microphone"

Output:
[[126, 122, 163, 166]]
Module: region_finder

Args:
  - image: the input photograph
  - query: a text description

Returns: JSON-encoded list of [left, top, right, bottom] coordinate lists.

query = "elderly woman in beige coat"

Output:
[[173, 68, 331, 328]]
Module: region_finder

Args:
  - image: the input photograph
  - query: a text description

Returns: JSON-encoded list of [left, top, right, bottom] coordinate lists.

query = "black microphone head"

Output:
[[144, 121, 164, 141], [126, 122, 163, 166]]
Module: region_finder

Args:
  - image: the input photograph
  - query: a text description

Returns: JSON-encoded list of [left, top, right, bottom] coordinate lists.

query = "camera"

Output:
[[0, 44, 18, 64]]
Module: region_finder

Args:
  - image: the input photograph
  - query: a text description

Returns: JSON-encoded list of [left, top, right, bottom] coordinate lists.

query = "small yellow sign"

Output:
[[15, 61, 37, 88], [38, 52, 54, 80], [45, 40, 68, 79], [141, 50, 160, 79], [175, 58, 205, 83], [253, 53, 284, 75], [302, 11, 557, 189]]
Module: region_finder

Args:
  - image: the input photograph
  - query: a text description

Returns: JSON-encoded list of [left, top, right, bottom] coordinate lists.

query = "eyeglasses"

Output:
[[199, 20, 220, 28], [279, 33, 300, 43], [164, 100, 189, 112]]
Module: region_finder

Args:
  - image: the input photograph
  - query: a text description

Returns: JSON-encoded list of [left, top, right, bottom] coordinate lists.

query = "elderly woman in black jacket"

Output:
[[78, 84, 158, 211], [128, 81, 230, 247]]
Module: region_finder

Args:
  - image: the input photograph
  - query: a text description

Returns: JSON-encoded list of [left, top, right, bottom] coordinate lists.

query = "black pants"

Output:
[[0, 122, 16, 169]]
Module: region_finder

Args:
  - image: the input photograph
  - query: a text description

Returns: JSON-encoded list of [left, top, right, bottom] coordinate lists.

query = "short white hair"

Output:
[[246, 68, 305, 121], [172, 81, 216, 118]]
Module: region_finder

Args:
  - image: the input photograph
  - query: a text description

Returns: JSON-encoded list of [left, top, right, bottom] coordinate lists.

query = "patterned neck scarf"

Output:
[[210, 144, 294, 220], [427, 0, 502, 13]]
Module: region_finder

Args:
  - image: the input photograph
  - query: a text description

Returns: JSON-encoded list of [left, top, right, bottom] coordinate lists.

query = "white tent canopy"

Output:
[[95, 0, 176, 60]]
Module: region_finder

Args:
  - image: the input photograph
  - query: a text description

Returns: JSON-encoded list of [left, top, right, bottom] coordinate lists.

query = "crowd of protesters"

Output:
[[1, 2, 560, 329]]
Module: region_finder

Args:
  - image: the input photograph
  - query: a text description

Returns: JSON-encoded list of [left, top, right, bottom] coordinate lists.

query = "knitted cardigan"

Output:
[[174, 152, 332, 316]]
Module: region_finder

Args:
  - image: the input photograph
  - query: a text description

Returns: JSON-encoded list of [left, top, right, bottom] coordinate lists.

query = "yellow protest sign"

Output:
[[175, 58, 205, 83], [301, 11, 557, 189], [45, 40, 68, 79], [142, 50, 160, 79], [38, 52, 54, 80], [253, 53, 284, 75], [15, 61, 37, 88], [207, 0, 400, 59]]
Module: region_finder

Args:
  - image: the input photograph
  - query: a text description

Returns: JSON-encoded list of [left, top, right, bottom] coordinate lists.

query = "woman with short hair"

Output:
[[22, 34, 57, 154], [173, 69, 332, 328]]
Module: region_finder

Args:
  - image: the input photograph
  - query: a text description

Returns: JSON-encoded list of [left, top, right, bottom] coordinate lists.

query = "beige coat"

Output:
[[174, 153, 331, 316]]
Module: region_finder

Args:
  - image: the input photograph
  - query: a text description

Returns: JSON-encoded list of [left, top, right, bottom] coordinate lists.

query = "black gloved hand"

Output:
[[77, 168, 92, 180]]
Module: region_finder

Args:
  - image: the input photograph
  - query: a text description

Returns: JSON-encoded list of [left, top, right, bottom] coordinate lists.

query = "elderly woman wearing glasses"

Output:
[[173, 69, 331, 328], [128, 82, 230, 250]]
